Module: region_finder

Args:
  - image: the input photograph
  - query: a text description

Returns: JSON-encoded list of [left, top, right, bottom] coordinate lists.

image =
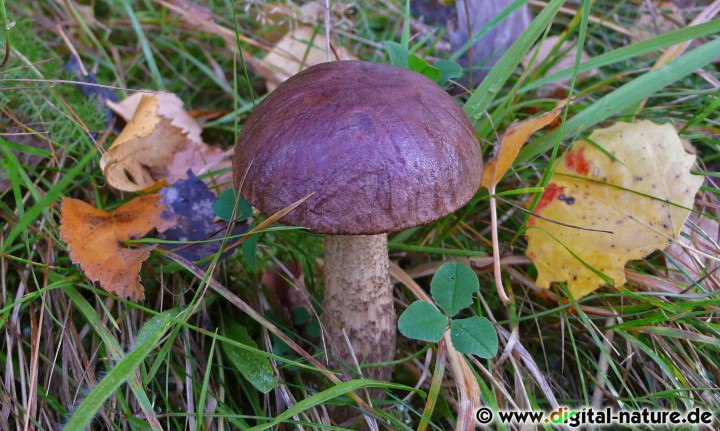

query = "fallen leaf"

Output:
[[482, 103, 565, 190], [521, 35, 596, 95], [482, 103, 564, 304], [106, 92, 145, 122], [167, 143, 232, 187], [107, 93, 201, 142], [102, 94, 231, 191], [109, 94, 227, 126], [186, 109, 228, 126], [260, 26, 356, 91], [60, 194, 171, 301], [158, 171, 247, 264], [525, 121, 704, 298]]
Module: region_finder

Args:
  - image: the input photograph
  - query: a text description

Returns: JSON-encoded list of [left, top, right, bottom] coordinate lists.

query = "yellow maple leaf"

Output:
[[525, 121, 704, 298]]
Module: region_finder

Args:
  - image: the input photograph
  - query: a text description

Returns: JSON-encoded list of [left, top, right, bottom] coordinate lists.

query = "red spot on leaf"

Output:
[[535, 183, 563, 212], [528, 183, 564, 226], [565, 147, 591, 175]]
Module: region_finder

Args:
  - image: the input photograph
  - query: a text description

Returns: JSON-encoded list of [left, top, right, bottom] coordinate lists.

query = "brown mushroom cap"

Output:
[[232, 60, 482, 235]]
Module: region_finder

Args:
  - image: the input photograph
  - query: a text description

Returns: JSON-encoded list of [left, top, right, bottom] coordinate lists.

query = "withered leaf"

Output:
[[60, 194, 171, 301], [103, 93, 231, 191], [482, 104, 564, 190]]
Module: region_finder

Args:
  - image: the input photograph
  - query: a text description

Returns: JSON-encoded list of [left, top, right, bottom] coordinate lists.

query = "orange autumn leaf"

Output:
[[59, 194, 171, 301], [525, 121, 704, 298], [482, 103, 565, 190]]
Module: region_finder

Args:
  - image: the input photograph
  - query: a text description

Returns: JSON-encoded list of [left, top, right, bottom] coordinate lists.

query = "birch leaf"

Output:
[[59, 194, 172, 301], [525, 121, 703, 298]]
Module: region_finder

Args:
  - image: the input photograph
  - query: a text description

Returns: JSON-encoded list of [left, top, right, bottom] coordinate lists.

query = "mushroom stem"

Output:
[[322, 234, 396, 381]]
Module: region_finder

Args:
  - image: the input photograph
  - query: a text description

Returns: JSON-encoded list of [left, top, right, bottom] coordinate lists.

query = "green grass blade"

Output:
[[0, 0, 8, 67], [519, 37, 720, 161], [401, 0, 410, 49], [520, 19, 720, 93], [1, 149, 95, 253], [196, 330, 218, 431], [62, 310, 178, 431], [63, 286, 164, 431], [120, 0, 163, 89]]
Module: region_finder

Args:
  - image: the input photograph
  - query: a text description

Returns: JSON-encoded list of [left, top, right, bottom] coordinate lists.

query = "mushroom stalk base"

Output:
[[322, 234, 396, 381]]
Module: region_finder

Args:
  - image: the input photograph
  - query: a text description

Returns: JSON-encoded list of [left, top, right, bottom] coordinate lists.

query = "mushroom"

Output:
[[232, 60, 482, 382]]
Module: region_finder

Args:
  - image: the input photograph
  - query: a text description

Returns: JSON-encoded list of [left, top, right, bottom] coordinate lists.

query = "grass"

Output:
[[1, 0, 719, 430]]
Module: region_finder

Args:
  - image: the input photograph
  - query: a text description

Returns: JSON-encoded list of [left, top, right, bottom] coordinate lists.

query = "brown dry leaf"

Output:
[[525, 121, 704, 298], [187, 109, 228, 126], [168, 144, 232, 185], [482, 104, 565, 190], [260, 26, 356, 91], [60, 194, 171, 301], [521, 36, 596, 95], [108, 94, 227, 126], [103, 94, 231, 191]]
